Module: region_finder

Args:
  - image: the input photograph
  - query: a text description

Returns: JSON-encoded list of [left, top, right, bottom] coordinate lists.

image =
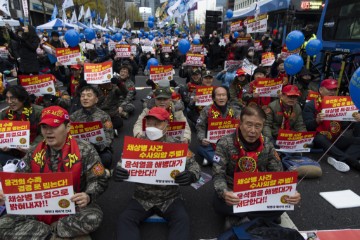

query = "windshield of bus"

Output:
[[322, 0, 360, 41]]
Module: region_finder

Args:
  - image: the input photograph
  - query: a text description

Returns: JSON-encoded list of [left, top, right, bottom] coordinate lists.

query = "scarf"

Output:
[[232, 129, 264, 172], [168, 105, 174, 122], [314, 96, 341, 141], [31, 134, 82, 225], [70, 75, 80, 97], [208, 104, 234, 119], [279, 99, 293, 130], [4, 107, 37, 143]]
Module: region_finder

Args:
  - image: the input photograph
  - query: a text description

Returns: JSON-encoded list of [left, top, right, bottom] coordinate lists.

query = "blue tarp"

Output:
[[232, 0, 290, 19]]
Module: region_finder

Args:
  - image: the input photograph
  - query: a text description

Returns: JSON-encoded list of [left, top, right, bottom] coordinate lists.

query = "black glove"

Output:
[[146, 79, 156, 89], [113, 166, 129, 182], [174, 171, 196, 186]]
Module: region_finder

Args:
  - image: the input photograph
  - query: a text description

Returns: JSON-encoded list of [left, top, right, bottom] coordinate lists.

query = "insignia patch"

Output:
[[238, 156, 257, 172], [213, 155, 221, 163], [104, 120, 113, 129], [92, 162, 105, 176], [19, 160, 27, 169]]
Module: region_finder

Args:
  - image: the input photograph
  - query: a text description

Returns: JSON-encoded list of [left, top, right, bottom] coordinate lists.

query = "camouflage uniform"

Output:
[[213, 132, 283, 198], [229, 79, 248, 111], [263, 99, 307, 141], [70, 107, 114, 152], [123, 78, 136, 102], [133, 102, 192, 142], [0, 139, 108, 239], [118, 136, 200, 212]]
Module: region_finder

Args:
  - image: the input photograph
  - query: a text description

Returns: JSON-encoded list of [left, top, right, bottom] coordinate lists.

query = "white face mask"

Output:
[[3, 160, 19, 172], [145, 127, 165, 140], [248, 51, 254, 57]]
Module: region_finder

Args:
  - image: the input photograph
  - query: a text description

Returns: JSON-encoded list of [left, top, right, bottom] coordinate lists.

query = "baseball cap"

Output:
[[154, 87, 172, 99], [39, 106, 70, 127], [236, 69, 246, 77], [191, 68, 201, 75], [146, 107, 170, 121], [320, 79, 338, 89], [282, 85, 301, 96], [70, 64, 82, 70], [203, 70, 212, 78]]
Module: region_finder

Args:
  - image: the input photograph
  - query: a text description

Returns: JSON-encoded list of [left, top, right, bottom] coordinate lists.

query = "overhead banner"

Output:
[[195, 86, 214, 106], [55, 47, 81, 66], [0, 120, 30, 149], [321, 96, 359, 121], [70, 121, 107, 145], [0, 172, 76, 215], [18, 74, 56, 96], [149, 65, 174, 83], [122, 136, 188, 185], [244, 14, 268, 33], [185, 53, 204, 67], [207, 118, 240, 143], [254, 78, 283, 97], [115, 44, 131, 58], [233, 171, 298, 213], [83, 61, 112, 84], [230, 20, 243, 32], [276, 130, 316, 153]]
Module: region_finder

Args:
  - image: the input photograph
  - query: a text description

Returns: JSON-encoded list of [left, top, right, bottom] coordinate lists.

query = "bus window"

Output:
[[322, 0, 360, 41]]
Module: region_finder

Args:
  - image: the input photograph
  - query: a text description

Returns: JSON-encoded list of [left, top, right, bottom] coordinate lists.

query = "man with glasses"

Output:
[[303, 79, 360, 172]]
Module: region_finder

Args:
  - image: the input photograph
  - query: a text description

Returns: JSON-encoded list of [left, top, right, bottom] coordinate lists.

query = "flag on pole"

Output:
[[70, 9, 77, 24], [78, 5, 84, 20], [112, 19, 116, 29], [121, 20, 126, 30], [0, 0, 11, 16], [103, 13, 108, 26], [184, 12, 189, 27], [126, 19, 131, 29], [51, 4, 58, 20], [62, 9, 67, 25], [62, 0, 74, 10], [84, 7, 91, 19]]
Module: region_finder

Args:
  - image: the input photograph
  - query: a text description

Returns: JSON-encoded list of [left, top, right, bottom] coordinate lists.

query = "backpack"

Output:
[[281, 153, 322, 178]]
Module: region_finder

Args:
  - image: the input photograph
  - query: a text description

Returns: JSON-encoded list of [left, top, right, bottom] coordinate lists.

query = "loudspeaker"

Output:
[[205, 10, 222, 36], [133, 21, 144, 29]]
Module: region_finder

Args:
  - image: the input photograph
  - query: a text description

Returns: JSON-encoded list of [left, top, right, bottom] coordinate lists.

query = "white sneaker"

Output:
[[327, 157, 350, 172]]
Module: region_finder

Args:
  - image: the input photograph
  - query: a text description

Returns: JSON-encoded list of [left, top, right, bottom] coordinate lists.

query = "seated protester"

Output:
[[114, 107, 200, 240], [179, 63, 206, 84], [0, 106, 108, 239], [142, 79, 181, 109], [113, 54, 139, 83], [113, 64, 136, 102], [70, 86, 114, 172], [179, 68, 203, 109], [196, 87, 240, 166], [303, 79, 360, 172], [133, 85, 191, 143], [48, 31, 64, 48], [295, 67, 319, 108], [213, 105, 301, 226], [229, 69, 248, 111], [97, 81, 129, 134], [242, 67, 272, 110], [263, 85, 307, 142], [187, 70, 215, 125], [0, 86, 43, 165], [53, 63, 84, 97]]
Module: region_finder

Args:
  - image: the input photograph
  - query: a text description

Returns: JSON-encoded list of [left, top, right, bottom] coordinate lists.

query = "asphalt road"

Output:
[[2, 71, 360, 240]]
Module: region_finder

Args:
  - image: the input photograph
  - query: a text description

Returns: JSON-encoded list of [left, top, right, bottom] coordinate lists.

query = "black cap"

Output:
[[253, 67, 267, 76]]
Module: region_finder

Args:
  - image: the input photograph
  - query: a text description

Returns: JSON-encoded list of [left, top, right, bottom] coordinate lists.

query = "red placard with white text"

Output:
[[55, 47, 81, 66], [261, 52, 275, 66], [233, 171, 297, 213], [230, 20, 243, 32], [122, 136, 188, 185], [207, 118, 240, 143], [83, 61, 113, 84], [70, 121, 106, 145], [191, 44, 204, 53], [306, 90, 320, 102], [276, 130, 316, 153], [161, 44, 172, 53], [167, 121, 186, 140], [115, 44, 131, 58], [149, 65, 174, 83], [254, 78, 283, 97], [321, 96, 359, 121], [0, 172, 76, 215], [0, 121, 30, 149], [18, 74, 56, 96], [185, 53, 204, 67], [224, 60, 243, 71], [280, 45, 300, 60], [195, 86, 214, 106], [236, 37, 251, 47]]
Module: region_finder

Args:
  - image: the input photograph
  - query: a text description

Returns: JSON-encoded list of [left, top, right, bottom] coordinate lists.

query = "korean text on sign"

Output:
[[276, 130, 316, 153], [207, 118, 240, 143], [0, 120, 30, 149], [195, 86, 214, 106]]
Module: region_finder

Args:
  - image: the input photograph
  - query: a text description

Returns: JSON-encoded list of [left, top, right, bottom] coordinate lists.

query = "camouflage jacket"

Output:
[[18, 138, 108, 202], [212, 131, 283, 198], [97, 84, 128, 118], [123, 78, 136, 103], [118, 136, 200, 212], [263, 99, 307, 141], [196, 104, 240, 142], [70, 107, 114, 151]]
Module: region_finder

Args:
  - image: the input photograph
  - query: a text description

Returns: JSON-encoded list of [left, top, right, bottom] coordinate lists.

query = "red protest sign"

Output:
[[55, 47, 81, 65], [207, 118, 240, 143], [195, 86, 214, 106], [0, 120, 30, 149], [70, 121, 107, 145], [321, 96, 359, 121], [276, 130, 316, 153], [83, 61, 113, 84], [185, 53, 204, 67], [18, 74, 56, 96], [115, 44, 131, 58]]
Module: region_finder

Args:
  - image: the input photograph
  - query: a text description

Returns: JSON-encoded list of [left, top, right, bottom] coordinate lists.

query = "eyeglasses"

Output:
[[6, 96, 18, 102]]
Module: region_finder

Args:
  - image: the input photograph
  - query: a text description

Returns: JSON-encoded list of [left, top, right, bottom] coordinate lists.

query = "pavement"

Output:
[[2, 70, 360, 240]]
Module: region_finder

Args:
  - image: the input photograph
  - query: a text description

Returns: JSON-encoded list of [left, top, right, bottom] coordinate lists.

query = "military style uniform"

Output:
[[0, 139, 108, 239], [133, 102, 192, 142], [213, 132, 283, 198], [229, 79, 248, 110], [263, 99, 307, 141], [123, 78, 136, 102]]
